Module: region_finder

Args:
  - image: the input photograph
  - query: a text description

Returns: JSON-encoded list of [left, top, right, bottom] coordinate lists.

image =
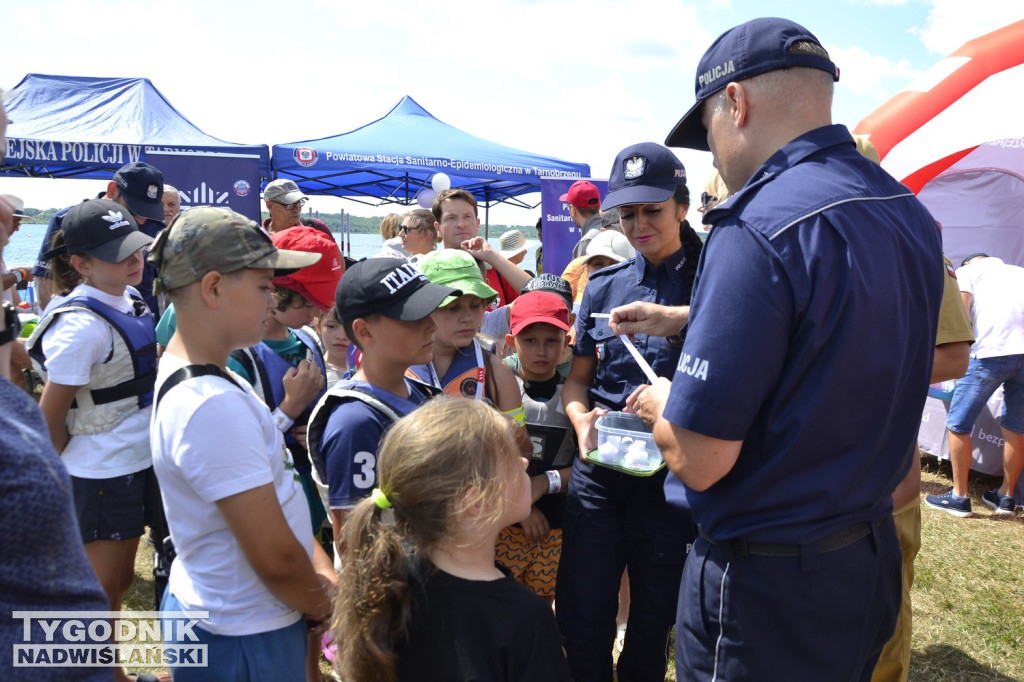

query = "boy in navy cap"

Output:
[[631, 17, 943, 680], [307, 258, 458, 556]]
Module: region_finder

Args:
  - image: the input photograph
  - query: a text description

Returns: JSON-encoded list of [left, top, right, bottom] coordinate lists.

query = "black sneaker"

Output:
[[924, 489, 973, 518], [981, 489, 1016, 515]]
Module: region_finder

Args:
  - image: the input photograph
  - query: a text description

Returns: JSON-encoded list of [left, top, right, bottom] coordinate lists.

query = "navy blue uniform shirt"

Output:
[[575, 246, 692, 411], [663, 124, 943, 544], [31, 205, 72, 278]]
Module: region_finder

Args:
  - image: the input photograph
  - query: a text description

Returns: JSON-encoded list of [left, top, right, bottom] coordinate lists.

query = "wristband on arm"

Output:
[[273, 407, 295, 432], [545, 469, 562, 495], [503, 405, 526, 425]]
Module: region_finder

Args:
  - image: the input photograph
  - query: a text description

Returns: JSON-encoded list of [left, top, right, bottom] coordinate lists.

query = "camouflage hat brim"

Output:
[[149, 206, 319, 293]]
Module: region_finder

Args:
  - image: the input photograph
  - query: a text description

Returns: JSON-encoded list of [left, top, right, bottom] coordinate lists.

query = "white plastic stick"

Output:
[[618, 334, 659, 384]]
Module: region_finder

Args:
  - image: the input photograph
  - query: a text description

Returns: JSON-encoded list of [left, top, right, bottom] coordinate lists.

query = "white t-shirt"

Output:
[[150, 352, 311, 636], [40, 284, 151, 478], [956, 257, 1024, 358]]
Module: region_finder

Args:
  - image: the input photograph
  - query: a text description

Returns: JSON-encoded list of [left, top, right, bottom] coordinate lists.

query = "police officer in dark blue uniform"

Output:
[[557, 142, 702, 682], [630, 17, 944, 680]]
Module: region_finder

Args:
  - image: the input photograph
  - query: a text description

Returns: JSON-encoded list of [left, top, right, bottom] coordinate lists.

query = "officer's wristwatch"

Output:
[[0, 301, 21, 346], [667, 328, 686, 350]]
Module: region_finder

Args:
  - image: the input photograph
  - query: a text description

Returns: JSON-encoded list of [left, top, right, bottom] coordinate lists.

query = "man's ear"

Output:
[[505, 333, 515, 349], [726, 81, 748, 128]]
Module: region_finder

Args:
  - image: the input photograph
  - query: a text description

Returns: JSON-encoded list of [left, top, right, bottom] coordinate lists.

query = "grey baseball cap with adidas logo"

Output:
[[148, 206, 320, 294]]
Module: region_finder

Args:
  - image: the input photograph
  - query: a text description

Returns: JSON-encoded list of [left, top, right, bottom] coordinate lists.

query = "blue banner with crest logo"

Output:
[[540, 177, 608, 278], [146, 151, 262, 223]]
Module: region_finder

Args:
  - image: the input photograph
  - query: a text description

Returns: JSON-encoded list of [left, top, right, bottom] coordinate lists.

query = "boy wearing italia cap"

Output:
[[148, 207, 336, 681], [307, 258, 458, 553]]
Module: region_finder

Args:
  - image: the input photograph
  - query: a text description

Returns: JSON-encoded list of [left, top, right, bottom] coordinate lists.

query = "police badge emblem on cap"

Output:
[[624, 156, 645, 180]]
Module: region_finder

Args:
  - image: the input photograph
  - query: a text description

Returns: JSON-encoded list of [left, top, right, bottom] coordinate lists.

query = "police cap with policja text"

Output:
[[665, 17, 840, 151]]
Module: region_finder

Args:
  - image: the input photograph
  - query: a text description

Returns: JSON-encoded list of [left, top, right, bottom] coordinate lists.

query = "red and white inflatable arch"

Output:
[[854, 20, 1024, 193], [855, 19, 1024, 269], [860, 20, 1024, 492]]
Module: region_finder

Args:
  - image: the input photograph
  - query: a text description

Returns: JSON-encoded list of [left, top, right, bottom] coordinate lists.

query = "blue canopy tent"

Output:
[[1, 74, 270, 179], [272, 96, 589, 217]]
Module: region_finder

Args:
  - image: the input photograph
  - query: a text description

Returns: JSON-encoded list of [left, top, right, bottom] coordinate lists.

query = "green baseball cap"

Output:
[[417, 249, 498, 307], [148, 206, 320, 294]]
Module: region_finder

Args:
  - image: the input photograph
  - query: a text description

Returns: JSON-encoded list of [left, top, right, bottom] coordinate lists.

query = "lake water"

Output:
[[4, 223, 538, 274]]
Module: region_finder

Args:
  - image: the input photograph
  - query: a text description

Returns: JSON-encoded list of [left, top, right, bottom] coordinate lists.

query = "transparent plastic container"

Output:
[[585, 412, 666, 476]]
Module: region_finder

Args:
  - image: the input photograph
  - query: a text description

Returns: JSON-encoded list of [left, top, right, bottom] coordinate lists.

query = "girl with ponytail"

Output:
[[333, 397, 571, 682]]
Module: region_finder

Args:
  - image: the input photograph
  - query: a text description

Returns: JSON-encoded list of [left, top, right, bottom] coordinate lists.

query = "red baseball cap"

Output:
[[271, 226, 344, 310], [559, 180, 601, 209], [509, 291, 571, 336]]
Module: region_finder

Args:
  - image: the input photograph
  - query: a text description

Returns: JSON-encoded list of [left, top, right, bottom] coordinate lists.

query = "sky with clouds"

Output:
[[2, 0, 1023, 226]]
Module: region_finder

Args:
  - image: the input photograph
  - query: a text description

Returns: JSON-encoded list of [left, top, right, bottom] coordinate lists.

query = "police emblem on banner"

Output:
[[233, 179, 251, 197], [295, 147, 318, 168]]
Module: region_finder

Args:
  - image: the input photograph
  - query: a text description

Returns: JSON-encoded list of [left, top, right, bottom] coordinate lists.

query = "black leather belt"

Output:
[[699, 522, 874, 558]]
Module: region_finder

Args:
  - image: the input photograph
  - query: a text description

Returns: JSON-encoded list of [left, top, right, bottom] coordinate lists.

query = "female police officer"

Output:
[[558, 142, 702, 682]]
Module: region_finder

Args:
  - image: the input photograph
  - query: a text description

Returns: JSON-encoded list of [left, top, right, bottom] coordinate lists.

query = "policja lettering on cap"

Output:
[[665, 17, 840, 151]]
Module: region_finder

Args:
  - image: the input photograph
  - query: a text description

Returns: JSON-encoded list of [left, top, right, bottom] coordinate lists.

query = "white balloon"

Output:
[[416, 188, 437, 208], [431, 172, 451, 192]]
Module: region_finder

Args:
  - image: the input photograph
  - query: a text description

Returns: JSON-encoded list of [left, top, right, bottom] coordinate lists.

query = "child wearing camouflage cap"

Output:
[[147, 207, 336, 681]]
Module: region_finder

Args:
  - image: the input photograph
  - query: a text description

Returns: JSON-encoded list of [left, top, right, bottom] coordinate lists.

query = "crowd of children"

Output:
[[19, 140, 707, 682]]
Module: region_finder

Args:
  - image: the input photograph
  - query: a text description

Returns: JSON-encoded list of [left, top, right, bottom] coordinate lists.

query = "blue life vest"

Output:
[[27, 293, 156, 435]]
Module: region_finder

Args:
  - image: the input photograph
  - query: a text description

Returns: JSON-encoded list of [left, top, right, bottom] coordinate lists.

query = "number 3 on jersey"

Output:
[[352, 450, 377, 489]]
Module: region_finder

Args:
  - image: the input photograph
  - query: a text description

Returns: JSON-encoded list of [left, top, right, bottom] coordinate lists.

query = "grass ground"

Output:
[[913, 457, 1023, 681], [124, 455, 1022, 681]]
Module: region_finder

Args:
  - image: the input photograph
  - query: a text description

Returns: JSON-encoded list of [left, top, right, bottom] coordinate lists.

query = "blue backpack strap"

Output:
[[292, 327, 329, 411], [230, 346, 275, 407], [293, 327, 327, 372]]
